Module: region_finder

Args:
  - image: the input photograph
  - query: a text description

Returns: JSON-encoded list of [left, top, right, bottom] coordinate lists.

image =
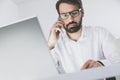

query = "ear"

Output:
[[81, 9, 84, 17]]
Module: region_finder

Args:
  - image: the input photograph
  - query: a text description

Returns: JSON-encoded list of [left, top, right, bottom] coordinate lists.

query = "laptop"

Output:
[[0, 17, 58, 80]]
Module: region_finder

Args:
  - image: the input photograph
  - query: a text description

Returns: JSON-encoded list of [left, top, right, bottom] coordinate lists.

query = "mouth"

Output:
[[68, 23, 76, 28]]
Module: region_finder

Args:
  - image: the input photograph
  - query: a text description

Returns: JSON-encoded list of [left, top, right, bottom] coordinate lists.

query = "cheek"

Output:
[[75, 16, 82, 23]]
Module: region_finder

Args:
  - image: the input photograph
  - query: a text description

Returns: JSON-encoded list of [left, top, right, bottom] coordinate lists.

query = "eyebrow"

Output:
[[60, 8, 81, 14]]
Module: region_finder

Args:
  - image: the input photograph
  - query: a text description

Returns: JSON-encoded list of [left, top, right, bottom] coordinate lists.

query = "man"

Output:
[[48, 0, 120, 79]]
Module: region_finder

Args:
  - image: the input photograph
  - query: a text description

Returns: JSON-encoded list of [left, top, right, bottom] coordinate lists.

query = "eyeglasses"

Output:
[[59, 9, 82, 20]]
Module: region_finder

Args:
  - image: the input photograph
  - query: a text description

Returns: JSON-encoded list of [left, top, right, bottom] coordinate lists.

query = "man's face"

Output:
[[59, 3, 83, 33]]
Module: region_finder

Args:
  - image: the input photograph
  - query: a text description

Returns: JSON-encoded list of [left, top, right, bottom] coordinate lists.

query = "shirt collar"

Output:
[[60, 26, 86, 43]]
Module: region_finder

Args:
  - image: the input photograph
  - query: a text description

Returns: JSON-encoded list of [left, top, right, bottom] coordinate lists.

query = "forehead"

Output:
[[59, 3, 79, 13]]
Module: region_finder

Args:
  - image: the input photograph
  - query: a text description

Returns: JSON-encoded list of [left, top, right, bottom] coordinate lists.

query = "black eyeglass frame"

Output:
[[59, 8, 82, 20]]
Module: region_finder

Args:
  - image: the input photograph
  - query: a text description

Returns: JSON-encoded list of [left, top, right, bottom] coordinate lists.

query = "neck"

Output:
[[67, 27, 82, 42]]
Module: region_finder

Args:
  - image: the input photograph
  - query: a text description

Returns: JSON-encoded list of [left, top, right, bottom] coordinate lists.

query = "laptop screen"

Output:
[[0, 17, 58, 80]]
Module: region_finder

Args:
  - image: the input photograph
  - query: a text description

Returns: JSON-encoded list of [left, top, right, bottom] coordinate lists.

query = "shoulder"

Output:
[[83, 26, 115, 40], [84, 26, 107, 31], [83, 26, 110, 35]]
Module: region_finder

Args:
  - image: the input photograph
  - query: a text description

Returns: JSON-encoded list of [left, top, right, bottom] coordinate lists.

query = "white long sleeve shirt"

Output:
[[50, 26, 120, 74]]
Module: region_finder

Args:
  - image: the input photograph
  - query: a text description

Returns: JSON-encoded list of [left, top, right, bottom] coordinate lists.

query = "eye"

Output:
[[71, 11, 79, 16], [60, 13, 68, 19]]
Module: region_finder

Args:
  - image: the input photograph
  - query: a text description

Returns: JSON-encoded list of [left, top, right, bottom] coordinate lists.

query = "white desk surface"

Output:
[[44, 63, 120, 80]]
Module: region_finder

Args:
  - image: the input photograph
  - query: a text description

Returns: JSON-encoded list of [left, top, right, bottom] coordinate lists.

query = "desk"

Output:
[[44, 63, 120, 80]]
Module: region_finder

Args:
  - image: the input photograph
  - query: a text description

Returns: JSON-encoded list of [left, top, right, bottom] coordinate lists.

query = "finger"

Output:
[[81, 59, 95, 70], [81, 60, 91, 70], [88, 60, 96, 68], [53, 22, 63, 31], [57, 24, 64, 31], [57, 20, 64, 25], [57, 26, 64, 33], [54, 21, 64, 29], [93, 62, 103, 67], [55, 27, 62, 33]]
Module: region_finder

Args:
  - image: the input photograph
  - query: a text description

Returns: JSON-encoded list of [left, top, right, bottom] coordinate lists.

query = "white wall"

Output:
[[82, 0, 120, 38], [18, 0, 120, 39], [18, 0, 57, 40], [0, 0, 20, 27]]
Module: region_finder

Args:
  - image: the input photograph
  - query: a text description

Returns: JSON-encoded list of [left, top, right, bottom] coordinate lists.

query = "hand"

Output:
[[48, 21, 64, 50], [81, 59, 103, 70]]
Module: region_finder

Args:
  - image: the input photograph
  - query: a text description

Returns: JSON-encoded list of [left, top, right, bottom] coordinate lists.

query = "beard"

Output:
[[64, 18, 82, 33]]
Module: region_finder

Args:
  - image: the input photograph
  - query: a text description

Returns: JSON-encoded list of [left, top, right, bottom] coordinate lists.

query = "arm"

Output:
[[81, 27, 120, 69], [50, 48, 65, 74], [48, 21, 64, 50], [99, 28, 120, 66], [48, 21, 65, 74]]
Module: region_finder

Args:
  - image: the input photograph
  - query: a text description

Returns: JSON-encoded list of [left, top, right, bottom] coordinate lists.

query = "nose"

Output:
[[67, 15, 74, 22]]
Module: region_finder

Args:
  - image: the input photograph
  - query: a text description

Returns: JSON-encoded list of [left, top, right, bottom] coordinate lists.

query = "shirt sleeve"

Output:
[[99, 28, 120, 66], [50, 44, 65, 74]]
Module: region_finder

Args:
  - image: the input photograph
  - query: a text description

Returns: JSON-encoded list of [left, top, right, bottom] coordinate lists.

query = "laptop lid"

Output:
[[0, 17, 58, 80]]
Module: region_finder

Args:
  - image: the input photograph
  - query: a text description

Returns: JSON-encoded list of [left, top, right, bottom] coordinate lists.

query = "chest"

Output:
[[64, 37, 103, 62]]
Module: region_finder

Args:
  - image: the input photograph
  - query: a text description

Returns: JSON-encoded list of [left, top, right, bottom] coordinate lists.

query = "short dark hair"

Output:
[[56, 0, 83, 14]]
